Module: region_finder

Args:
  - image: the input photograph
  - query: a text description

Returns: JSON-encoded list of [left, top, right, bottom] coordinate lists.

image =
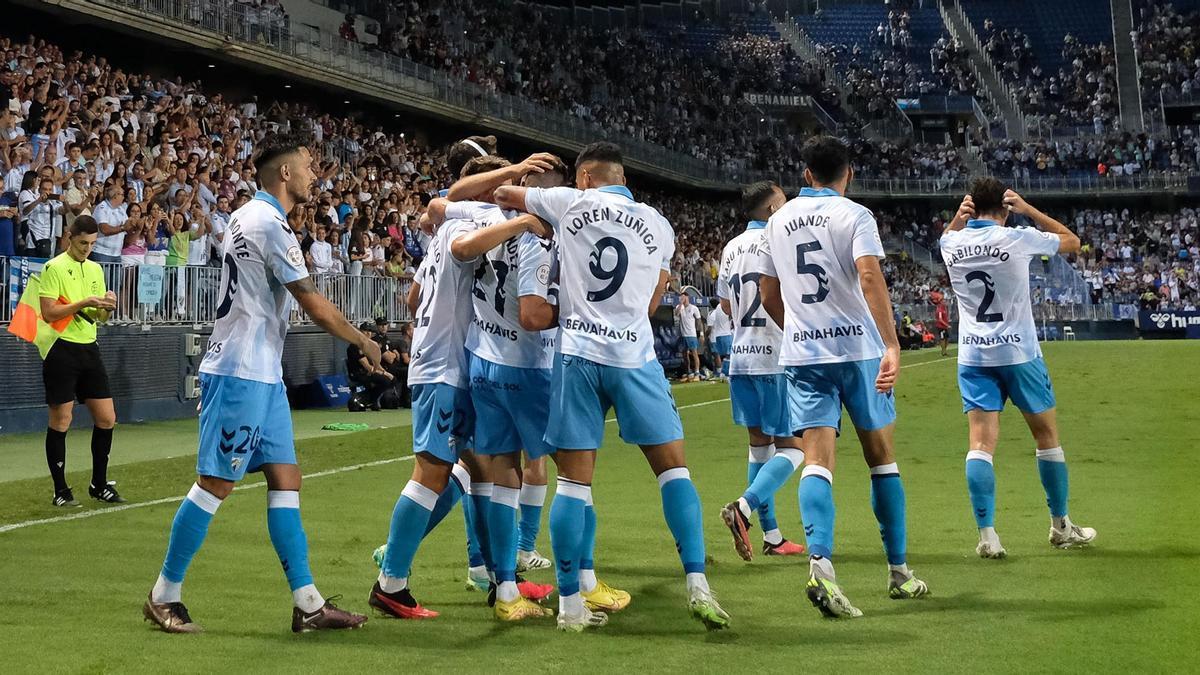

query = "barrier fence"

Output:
[[3, 258, 413, 327]]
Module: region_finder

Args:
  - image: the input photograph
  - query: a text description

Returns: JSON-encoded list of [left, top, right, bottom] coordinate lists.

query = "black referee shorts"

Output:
[[43, 340, 112, 405]]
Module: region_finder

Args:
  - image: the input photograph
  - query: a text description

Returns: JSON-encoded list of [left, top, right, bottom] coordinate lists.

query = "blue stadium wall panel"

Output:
[[0, 326, 344, 435]]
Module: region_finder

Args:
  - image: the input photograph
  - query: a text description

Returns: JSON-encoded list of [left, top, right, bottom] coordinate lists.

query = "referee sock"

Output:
[[91, 426, 113, 488], [46, 428, 68, 493]]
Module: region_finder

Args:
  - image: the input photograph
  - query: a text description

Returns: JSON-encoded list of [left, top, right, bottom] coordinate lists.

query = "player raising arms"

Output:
[[143, 134, 380, 634], [759, 136, 928, 619], [369, 172, 550, 619], [940, 179, 1096, 558], [716, 181, 807, 561], [496, 142, 729, 631]]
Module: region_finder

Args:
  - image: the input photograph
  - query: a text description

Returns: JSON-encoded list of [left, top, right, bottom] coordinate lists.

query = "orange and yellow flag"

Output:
[[6, 274, 71, 359]]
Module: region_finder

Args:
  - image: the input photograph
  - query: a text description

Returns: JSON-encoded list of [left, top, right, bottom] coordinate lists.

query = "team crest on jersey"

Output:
[[536, 263, 550, 286], [286, 246, 304, 267]]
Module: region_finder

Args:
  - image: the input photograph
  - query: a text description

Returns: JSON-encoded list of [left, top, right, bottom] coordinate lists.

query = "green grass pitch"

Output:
[[0, 341, 1196, 673]]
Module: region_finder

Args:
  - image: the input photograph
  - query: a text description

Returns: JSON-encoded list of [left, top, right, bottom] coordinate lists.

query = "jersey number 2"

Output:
[[966, 271, 1004, 323]]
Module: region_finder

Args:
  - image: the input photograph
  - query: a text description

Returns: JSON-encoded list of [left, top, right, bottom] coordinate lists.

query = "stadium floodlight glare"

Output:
[[207, 64, 214, 68], [284, 84, 291, 89]]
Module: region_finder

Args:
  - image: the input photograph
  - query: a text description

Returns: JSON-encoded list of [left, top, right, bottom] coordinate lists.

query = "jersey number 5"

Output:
[[795, 241, 829, 304], [587, 237, 628, 302]]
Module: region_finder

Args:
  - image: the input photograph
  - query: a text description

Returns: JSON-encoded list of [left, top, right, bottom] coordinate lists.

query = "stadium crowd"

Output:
[[1135, 1, 1200, 111]]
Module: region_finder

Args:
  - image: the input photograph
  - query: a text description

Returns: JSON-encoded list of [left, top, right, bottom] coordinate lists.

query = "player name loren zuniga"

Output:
[[564, 205, 663, 254]]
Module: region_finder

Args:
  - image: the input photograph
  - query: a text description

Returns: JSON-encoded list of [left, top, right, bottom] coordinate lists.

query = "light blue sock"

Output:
[[266, 491, 313, 591], [581, 499, 597, 574], [744, 447, 803, 532], [462, 491, 486, 569], [658, 468, 706, 574], [965, 451, 996, 528], [488, 486, 521, 583], [382, 481, 438, 580], [470, 484, 494, 572], [869, 464, 907, 566], [160, 484, 220, 583], [518, 483, 546, 552], [722, 359, 729, 377], [799, 467, 835, 559], [1036, 447, 1069, 518], [424, 464, 469, 537], [549, 480, 589, 597]]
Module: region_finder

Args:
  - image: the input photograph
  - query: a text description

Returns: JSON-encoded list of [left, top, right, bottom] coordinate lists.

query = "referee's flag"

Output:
[[6, 274, 71, 359]]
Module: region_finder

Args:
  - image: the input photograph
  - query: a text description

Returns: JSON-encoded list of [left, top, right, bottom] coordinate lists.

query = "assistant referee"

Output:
[[38, 215, 124, 507]]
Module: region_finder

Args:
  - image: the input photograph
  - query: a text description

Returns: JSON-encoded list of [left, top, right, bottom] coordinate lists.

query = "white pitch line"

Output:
[[0, 456, 415, 535], [0, 354, 956, 535]]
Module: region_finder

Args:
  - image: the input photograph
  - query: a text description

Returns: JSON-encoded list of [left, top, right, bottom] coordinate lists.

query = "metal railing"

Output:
[[3, 258, 412, 328]]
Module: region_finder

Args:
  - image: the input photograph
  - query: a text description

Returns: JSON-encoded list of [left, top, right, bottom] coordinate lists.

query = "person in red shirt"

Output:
[[933, 291, 951, 356]]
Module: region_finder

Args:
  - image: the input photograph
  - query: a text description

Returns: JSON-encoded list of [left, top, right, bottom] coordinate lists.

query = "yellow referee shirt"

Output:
[[37, 253, 106, 344]]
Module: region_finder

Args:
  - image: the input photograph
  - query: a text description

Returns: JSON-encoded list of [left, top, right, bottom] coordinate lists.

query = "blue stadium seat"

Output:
[[962, 0, 1113, 72]]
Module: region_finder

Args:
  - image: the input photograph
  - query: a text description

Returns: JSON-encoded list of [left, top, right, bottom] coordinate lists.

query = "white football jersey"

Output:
[[200, 192, 308, 384], [525, 185, 674, 368], [677, 303, 701, 337], [716, 223, 783, 375], [939, 220, 1061, 367], [408, 217, 480, 389], [761, 189, 886, 366], [707, 306, 732, 339], [450, 201, 556, 370]]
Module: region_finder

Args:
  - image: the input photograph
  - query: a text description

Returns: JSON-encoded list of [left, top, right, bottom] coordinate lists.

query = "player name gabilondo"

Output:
[[473, 316, 518, 341], [562, 317, 638, 342], [792, 324, 864, 341], [565, 206, 659, 253], [962, 333, 1022, 346], [944, 244, 1010, 267]]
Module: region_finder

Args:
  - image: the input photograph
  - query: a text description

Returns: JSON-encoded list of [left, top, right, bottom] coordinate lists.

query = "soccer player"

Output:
[[940, 179, 1097, 558], [759, 136, 928, 619], [143, 134, 379, 634], [676, 292, 702, 381], [934, 292, 951, 357], [706, 298, 732, 382], [369, 178, 551, 619], [495, 142, 729, 632], [716, 182, 806, 560]]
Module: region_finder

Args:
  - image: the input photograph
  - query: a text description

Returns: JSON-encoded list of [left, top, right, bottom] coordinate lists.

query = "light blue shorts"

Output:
[[469, 353, 554, 459], [683, 336, 700, 351], [730, 373, 792, 437], [714, 335, 732, 356], [545, 355, 684, 450], [785, 358, 896, 434], [197, 373, 295, 481], [411, 382, 474, 464], [958, 357, 1056, 414]]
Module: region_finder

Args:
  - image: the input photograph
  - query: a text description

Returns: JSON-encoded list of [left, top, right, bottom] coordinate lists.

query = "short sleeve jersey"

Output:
[[716, 223, 783, 375], [707, 306, 732, 339], [450, 202, 555, 370], [939, 220, 1061, 367], [524, 185, 674, 368], [38, 252, 106, 344], [407, 217, 480, 388], [200, 192, 308, 384], [677, 303, 701, 337], [760, 188, 886, 366]]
